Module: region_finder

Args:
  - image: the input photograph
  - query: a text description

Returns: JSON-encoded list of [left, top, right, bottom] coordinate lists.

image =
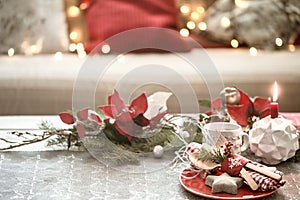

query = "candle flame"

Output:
[[273, 81, 278, 102]]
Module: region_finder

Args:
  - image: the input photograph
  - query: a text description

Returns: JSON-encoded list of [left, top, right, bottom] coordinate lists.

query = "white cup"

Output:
[[203, 122, 249, 154]]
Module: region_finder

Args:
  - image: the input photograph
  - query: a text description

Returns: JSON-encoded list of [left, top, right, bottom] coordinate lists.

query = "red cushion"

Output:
[[83, 0, 188, 52]]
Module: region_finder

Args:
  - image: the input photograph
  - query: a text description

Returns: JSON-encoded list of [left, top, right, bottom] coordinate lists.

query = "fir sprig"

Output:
[[197, 147, 226, 164], [196, 142, 234, 164]]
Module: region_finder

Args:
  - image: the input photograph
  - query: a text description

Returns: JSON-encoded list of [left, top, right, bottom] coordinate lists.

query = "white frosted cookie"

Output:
[[205, 173, 244, 194]]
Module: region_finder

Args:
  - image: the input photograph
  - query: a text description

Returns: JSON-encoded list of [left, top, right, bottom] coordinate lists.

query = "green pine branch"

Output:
[[197, 147, 226, 164]]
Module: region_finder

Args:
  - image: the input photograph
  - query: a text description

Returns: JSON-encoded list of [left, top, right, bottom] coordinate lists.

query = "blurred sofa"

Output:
[[1, 0, 300, 115], [1, 48, 300, 115]]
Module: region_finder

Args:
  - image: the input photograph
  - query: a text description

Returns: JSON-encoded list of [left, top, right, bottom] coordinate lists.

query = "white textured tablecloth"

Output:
[[0, 116, 299, 199]]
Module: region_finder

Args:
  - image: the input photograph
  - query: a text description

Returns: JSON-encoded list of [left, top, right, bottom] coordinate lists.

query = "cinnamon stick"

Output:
[[240, 167, 259, 190], [245, 163, 281, 180]]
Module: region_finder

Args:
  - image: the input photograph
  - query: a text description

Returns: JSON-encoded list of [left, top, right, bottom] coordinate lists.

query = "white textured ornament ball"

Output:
[[249, 116, 299, 165], [153, 145, 164, 158]]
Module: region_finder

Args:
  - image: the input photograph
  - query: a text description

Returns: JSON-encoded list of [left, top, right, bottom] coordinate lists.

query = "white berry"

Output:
[[153, 145, 164, 158]]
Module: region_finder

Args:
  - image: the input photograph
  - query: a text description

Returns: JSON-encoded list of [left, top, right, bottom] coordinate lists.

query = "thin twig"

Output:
[[0, 138, 18, 144], [0, 130, 75, 151], [0, 134, 53, 150]]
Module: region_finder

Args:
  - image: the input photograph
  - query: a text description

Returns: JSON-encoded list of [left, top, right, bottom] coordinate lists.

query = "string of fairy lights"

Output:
[[178, 0, 297, 56], [64, 1, 88, 59], [6, 0, 297, 58], [6, 0, 88, 59]]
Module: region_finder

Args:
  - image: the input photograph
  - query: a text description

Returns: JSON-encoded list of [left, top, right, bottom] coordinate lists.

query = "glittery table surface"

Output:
[[0, 151, 299, 200], [0, 116, 299, 200]]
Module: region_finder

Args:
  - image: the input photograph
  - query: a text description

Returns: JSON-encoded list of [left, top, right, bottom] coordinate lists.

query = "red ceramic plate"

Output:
[[180, 169, 277, 200]]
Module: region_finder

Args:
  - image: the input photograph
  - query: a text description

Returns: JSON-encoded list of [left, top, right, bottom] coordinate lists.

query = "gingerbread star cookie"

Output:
[[205, 173, 244, 194]]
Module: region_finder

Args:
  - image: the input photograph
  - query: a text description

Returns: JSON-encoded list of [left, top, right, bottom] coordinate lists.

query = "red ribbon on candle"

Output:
[[270, 81, 279, 119], [271, 102, 278, 118]]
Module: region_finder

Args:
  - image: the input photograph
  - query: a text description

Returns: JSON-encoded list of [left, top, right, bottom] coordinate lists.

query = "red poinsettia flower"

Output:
[[59, 112, 75, 125], [98, 90, 165, 140], [226, 89, 271, 127], [59, 108, 102, 138]]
